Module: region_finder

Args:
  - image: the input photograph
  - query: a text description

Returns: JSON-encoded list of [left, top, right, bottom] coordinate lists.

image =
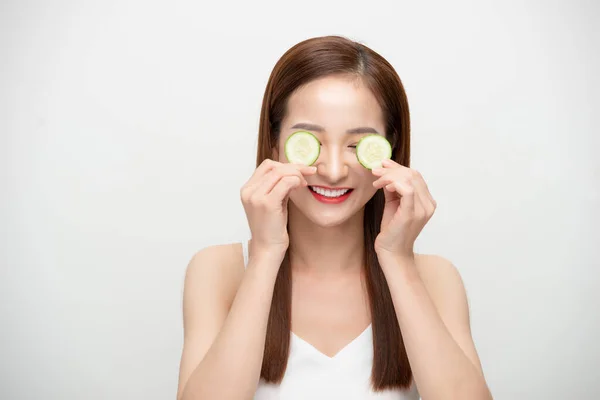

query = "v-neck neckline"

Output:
[[290, 324, 372, 361]]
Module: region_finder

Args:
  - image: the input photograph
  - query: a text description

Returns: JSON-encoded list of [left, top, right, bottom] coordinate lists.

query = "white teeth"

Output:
[[310, 186, 350, 198]]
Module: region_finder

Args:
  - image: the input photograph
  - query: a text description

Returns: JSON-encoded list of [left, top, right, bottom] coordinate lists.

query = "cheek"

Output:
[[288, 186, 309, 208], [273, 145, 284, 162], [354, 168, 378, 197], [355, 167, 377, 185]]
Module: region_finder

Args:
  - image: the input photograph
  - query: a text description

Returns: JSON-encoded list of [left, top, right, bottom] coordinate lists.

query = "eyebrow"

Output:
[[290, 123, 380, 135]]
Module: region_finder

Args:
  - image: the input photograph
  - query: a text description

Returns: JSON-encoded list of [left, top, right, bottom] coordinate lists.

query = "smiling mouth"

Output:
[[309, 186, 353, 198]]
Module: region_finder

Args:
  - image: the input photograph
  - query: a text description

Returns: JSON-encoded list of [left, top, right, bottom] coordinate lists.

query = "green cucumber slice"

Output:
[[356, 134, 392, 169], [284, 131, 320, 165]]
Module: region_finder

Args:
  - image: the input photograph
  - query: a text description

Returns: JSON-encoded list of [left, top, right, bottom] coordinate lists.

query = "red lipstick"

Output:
[[308, 186, 353, 204]]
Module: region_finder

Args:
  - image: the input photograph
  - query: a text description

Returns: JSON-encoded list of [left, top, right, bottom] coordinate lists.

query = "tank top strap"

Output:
[[241, 240, 249, 269]]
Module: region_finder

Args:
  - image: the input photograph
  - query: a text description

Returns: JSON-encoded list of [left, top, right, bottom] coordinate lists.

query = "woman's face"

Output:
[[275, 74, 387, 228]]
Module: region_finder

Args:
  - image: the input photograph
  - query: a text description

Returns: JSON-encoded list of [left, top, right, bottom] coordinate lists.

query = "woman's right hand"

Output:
[[241, 159, 317, 258]]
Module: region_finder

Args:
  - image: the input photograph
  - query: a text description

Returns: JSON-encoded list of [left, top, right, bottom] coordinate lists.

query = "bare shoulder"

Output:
[[183, 242, 246, 309], [187, 242, 246, 272], [415, 254, 462, 283], [413, 253, 465, 291], [177, 242, 246, 399], [413, 253, 486, 375], [413, 253, 471, 319]]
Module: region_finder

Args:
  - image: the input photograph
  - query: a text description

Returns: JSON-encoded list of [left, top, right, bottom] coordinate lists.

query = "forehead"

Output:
[[283, 75, 385, 132]]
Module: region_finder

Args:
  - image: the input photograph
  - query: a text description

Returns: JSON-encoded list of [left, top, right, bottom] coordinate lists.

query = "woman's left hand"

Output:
[[372, 159, 437, 260]]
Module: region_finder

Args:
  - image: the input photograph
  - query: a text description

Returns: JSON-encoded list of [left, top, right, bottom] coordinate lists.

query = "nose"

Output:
[[315, 145, 349, 184]]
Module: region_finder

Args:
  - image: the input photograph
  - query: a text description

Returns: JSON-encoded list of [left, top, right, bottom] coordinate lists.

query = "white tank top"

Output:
[[241, 241, 421, 400]]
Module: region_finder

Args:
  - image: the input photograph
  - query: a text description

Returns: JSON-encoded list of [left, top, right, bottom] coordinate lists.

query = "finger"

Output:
[[293, 164, 319, 176], [385, 180, 415, 213], [253, 163, 314, 192], [373, 175, 391, 189], [381, 158, 407, 169], [241, 160, 316, 203], [373, 172, 402, 189], [246, 159, 315, 186], [371, 167, 386, 177], [253, 158, 279, 179], [405, 183, 427, 219], [399, 180, 429, 220], [372, 166, 410, 186], [371, 165, 404, 177], [242, 159, 280, 196], [376, 178, 430, 218], [256, 164, 314, 195], [407, 171, 436, 211], [272, 164, 318, 188], [254, 171, 301, 199], [269, 175, 303, 204], [375, 164, 436, 209]]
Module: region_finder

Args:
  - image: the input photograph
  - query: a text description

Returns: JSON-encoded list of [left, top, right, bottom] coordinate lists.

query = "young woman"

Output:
[[176, 36, 492, 400]]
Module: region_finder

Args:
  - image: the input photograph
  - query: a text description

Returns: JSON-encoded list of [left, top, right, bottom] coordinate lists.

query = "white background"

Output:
[[2, 0, 599, 399]]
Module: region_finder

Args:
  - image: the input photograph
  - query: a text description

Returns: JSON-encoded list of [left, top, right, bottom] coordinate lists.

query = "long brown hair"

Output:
[[256, 35, 412, 391]]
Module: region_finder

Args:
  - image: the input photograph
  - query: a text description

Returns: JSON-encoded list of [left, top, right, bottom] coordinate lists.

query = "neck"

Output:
[[286, 204, 365, 275]]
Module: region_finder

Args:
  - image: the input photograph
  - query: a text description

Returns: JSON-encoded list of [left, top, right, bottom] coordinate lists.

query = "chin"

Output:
[[304, 210, 354, 228]]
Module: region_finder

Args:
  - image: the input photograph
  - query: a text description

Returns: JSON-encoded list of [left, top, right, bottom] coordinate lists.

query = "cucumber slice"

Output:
[[356, 134, 392, 169], [284, 131, 320, 165]]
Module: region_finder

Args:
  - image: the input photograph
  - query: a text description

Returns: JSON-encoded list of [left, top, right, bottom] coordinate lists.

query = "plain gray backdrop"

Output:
[[2, 0, 599, 399]]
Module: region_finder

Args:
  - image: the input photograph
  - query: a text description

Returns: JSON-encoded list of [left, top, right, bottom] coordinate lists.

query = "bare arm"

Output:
[[176, 244, 283, 400], [177, 159, 315, 399], [379, 254, 493, 400]]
